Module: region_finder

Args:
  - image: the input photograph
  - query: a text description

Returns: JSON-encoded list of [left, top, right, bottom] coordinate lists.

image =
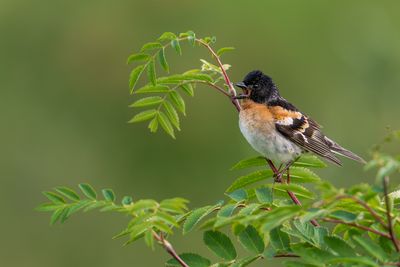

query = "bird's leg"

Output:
[[275, 161, 294, 182], [286, 168, 291, 184], [265, 159, 282, 182]]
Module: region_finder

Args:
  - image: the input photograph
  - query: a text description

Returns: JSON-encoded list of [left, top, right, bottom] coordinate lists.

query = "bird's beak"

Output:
[[235, 81, 247, 89], [233, 81, 251, 99]]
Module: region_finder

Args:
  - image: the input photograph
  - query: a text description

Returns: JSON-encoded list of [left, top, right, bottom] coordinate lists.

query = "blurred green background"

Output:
[[1, 0, 400, 266]]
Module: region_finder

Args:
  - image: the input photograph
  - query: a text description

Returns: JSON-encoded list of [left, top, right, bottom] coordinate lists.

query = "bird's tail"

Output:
[[324, 136, 366, 164]]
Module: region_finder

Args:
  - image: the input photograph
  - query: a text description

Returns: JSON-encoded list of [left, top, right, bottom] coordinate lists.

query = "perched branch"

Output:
[[383, 176, 400, 252]]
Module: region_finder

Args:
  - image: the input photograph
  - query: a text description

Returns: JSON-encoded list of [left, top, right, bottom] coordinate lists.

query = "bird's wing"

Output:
[[269, 104, 342, 166]]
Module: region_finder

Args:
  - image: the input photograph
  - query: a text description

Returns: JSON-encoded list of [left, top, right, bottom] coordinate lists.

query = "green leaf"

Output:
[[129, 65, 145, 93], [140, 42, 162, 52], [144, 229, 154, 250], [274, 183, 315, 199], [181, 73, 212, 82], [102, 189, 115, 202], [36, 203, 59, 212], [326, 257, 379, 267], [78, 183, 97, 200], [286, 167, 321, 183], [50, 208, 64, 225], [237, 225, 265, 254], [294, 154, 327, 168], [329, 210, 357, 222], [217, 47, 235, 56], [159, 198, 188, 214], [255, 186, 273, 204], [148, 117, 158, 133], [43, 191, 65, 204], [130, 96, 163, 107], [171, 39, 182, 55], [231, 156, 265, 170], [183, 205, 217, 234], [157, 111, 175, 138], [166, 253, 211, 267], [270, 226, 290, 251], [352, 235, 388, 262], [163, 101, 180, 130], [217, 204, 237, 217], [168, 91, 185, 115], [262, 206, 302, 232], [128, 109, 157, 123], [55, 187, 80, 201], [130, 199, 158, 213], [147, 59, 156, 86], [180, 83, 194, 96], [121, 196, 133, 205], [154, 211, 178, 227], [127, 53, 150, 64], [157, 48, 169, 72], [135, 85, 170, 94], [377, 159, 399, 183], [226, 189, 247, 202], [203, 230, 237, 260], [158, 32, 177, 41], [226, 170, 274, 193], [231, 255, 260, 267], [324, 236, 356, 257]]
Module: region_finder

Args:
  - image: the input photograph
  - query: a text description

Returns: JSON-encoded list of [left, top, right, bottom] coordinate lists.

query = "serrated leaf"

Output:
[[262, 206, 302, 232], [129, 65, 145, 93], [226, 170, 274, 193], [183, 205, 217, 234], [182, 73, 213, 82], [78, 183, 97, 200], [294, 154, 327, 168], [226, 189, 247, 202], [135, 85, 170, 94], [154, 212, 178, 227], [163, 101, 180, 130], [102, 189, 115, 202], [237, 225, 264, 254], [352, 235, 388, 262], [140, 42, 162, 52], [171, 39, 182, 55], [130, 199, 158, 213], [159, 198, 188, 214], [130, 96, 163, 107], [166, 253, 211, 267], [127, 53, 150, 64], [324, 236, 356, 257], [144, 229, 154, 250], [270, 226, 290, 251], [55, 187, 80, 201], [168, 91, 185, 115], [326, 257, 379, 267], [180, 83, 194, 96], [286, 167, 321, 183], [157, 48, 169, 72], [147, 59, 156, 86], [217, 204, 237, 218], [148, 117, 158, 133], [204, 230, 237, 260], [43, 191, 65, 204], [255, 186, 273, 204], [128, 109, 157, 123], [274, 183, 315, 199], [158, 32, 177, 41], [217, 47, 235, 56], [157, 111, 175, 138], [231, 255, 260, 267], [231, 156, 265, 170]]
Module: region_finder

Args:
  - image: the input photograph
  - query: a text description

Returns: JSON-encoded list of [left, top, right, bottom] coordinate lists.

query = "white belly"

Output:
[[239, 112, 302, 164]]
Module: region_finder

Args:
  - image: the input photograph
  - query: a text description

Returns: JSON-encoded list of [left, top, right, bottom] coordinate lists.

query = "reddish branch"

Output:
[[322, 218, 391, 239], [383, 176, 400, 252], [153, 232, 188, 267]]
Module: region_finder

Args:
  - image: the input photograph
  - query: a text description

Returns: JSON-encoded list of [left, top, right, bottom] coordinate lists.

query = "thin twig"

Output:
[[336, 195, 387, 229], [153, 232, 189, 267], [274, 253, 300, 258], [266, 159, 320, 227], [383, 176, 400, 252], [322, 218, 391, 239]]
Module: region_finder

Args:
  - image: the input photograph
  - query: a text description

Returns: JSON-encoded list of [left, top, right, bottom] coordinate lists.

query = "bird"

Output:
[[234, 70, 365, 177]]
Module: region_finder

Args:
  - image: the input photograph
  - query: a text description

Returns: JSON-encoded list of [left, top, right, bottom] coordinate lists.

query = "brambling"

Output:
[[234, 70, 365, 178]]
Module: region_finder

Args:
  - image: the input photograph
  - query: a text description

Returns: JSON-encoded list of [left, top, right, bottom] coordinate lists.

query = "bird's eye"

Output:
[[253, 84, 259, 89]]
